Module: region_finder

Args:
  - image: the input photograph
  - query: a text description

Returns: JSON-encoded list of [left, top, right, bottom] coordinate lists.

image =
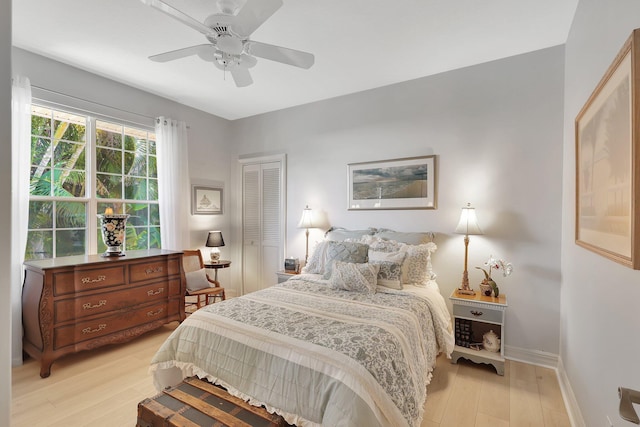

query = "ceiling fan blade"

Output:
[[230, 67, 253, 87], [231, 0, 283, 37], [245, 41, 314, 69], [140, 0, 213, 36], [149, 44, 212, 62]]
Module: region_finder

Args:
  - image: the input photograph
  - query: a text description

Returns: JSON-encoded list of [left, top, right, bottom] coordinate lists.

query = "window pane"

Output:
[[54, 169, 86, 197], [56, 230, 86, 257], [126, 203, 148, 226], [54, 121, 85, 143], [149, 203, 160, 225], [124, 151, 147, 177], [97, 228, 107, 254], [28, 201, 53, 229], [31, 137, 52, 166], [25, 230, 53, 260], [96, 174, 122, 199], [56, 201, 86, 228], [149, 226, 161, 248], [148, 136, 156, 155], [96, 121, 122, 148], [97, 202, 123, 215], [96, 147, 122, 174], [54, 141, 86, 170], [125, 177, 147, 200], [31, 114, 51, 137], [30, 167, 52, 196], [125, 226, 148, 250], [148, 178, 158, 201], [149, 155, 157, 178]]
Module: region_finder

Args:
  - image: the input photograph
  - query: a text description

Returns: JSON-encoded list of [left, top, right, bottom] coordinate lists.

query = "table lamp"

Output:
[[298, 205, 318, 265], [206, 231, 225, 262], [454, 203, 483, 294]]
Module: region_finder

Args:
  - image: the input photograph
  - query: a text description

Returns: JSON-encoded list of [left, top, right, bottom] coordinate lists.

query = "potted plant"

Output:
[[476, 255, 513, 297]]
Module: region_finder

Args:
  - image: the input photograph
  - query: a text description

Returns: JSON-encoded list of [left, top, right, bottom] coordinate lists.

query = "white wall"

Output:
[[562, 1, 640, 425], [228, 46, 565, 357], [1, 1, 12, 424]]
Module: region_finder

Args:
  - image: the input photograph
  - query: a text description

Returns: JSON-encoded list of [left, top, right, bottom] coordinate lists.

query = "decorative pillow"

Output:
[[322, 241, 369, 279], [400, 242, 437, 284], [328, 261, 379, 293], [374, 230, 435, 245], [367, 238, 406, 254], [370, 260, 403, 289], [325, 227, 376, 242], [301, 241, 330, 274], [185, 268, 211, 292]]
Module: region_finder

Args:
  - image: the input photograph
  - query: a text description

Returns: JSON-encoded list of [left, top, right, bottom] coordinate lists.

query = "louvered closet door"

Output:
[[242, 160, 284, 294]]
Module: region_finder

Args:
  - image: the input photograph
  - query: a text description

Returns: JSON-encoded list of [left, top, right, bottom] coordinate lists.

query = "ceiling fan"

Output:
[[140, 0, 315, 87]]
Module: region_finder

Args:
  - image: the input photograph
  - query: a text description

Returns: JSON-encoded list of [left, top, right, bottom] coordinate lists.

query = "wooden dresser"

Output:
[[22, 249, 185, 378]]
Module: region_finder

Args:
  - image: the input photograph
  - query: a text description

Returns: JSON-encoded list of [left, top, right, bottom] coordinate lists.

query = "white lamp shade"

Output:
[[454, 204, 483, 235], [297, 205, 318, 229]]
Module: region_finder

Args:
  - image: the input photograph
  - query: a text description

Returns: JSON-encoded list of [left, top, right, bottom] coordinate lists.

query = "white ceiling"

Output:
[[12, 0, 578, 120]]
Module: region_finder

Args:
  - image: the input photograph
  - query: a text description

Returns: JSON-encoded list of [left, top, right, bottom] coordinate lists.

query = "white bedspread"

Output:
[[150, 275, 453, 427]]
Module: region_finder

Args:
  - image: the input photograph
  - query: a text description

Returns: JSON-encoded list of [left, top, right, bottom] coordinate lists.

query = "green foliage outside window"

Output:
[[26, 106, 161, 260]]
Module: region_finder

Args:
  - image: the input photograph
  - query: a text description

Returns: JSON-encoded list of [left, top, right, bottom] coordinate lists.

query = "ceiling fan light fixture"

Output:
[[216, 34, 243, 55]]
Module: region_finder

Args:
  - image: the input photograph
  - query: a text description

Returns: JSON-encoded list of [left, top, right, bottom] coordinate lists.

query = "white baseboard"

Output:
[[504, 346, 585, 427], [505, 345, 558, 368], [556, 357, 586, 427]]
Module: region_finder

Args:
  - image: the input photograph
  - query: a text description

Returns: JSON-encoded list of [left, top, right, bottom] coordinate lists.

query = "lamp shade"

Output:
[[454, 203, 483, 235], [297, 205, 318, 229], [205, 231, 225, 247]]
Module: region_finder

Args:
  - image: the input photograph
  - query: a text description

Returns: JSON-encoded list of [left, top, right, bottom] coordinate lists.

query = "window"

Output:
[[26, 105, 160, 260]]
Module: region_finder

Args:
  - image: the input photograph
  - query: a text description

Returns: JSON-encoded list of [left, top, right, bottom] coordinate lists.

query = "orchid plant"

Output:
[[476, 255, 513, 297]]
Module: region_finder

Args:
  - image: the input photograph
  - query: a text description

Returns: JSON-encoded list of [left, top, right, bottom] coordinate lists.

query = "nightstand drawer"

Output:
[[453, 304, 502, 324]]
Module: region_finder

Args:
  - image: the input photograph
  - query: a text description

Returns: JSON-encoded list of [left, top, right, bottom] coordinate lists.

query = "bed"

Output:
[[149, 229, 454, 427]]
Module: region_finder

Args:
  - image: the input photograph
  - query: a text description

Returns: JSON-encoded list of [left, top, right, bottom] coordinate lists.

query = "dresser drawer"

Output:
[[453, 303, 503, 324], [53, 266, 126, 296], [129, 257, 181, 283], [53, 278, 182, 323], [53, 301, 168, 349]]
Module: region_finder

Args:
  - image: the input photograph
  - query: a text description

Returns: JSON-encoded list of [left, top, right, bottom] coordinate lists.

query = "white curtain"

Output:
[[11, 76, 31, 365], [156, 117, 190, 250]]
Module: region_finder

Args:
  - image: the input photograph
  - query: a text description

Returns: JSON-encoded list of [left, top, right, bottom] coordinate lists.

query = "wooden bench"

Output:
[[137, 377, 289, 427]]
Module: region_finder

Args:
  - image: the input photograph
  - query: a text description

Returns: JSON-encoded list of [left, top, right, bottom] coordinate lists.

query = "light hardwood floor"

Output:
[[12, 322, 571, 427]]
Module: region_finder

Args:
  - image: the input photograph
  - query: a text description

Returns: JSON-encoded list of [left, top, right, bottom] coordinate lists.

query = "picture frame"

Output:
[[575, 29, 640, 269], [192, 186, 223, 215], [347, 155, 437, 210]]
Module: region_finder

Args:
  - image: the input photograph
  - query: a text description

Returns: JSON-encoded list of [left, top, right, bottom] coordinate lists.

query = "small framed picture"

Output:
[[192, 186, 223, 215]]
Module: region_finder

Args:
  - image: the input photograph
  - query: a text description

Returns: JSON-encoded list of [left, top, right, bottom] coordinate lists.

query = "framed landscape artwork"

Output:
[[575, 28, 640, 269], [347, 155, 437, 210], [192, 186, 223, 215]]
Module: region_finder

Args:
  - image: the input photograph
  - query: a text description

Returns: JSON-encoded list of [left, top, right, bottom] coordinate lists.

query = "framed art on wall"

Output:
[[192, 186, 223, 215], [347, 155, 437, 210], [575, 28, 640, 269]]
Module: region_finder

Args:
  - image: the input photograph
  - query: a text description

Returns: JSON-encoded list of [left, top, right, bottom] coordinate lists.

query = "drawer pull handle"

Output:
[[147, 308, 164, 317], [470, 310, 483, 316], [81, 275, 106, 284], [82, 324, 106, 334], [145, 267, 163, 275], [147, 288, 164, 296], [83, 300, 107, 310]]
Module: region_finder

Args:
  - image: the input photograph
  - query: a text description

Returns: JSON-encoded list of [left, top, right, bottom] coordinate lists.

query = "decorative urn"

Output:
[[98, 214, 129, 257]]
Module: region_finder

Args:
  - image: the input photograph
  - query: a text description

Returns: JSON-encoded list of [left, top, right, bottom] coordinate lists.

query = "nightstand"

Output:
[[450, 289, 507, 375], [276, 271, 299, 283]]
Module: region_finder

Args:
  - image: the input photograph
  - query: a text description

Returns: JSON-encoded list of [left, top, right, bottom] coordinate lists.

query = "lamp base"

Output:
[[456, 288, 476, 295], [210, 249, 220, 262], [458, 269, 475, 295]]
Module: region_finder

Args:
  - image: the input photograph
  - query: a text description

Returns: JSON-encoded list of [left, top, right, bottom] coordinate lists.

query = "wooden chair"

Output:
[[183, 249, 225, 313]]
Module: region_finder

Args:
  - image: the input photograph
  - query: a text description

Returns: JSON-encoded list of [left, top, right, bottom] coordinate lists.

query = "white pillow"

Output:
[[328, 261, 379, 293], [302, 241, 330, 274], [400, 242, 437, 284], [185, 268, 211, 292]]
